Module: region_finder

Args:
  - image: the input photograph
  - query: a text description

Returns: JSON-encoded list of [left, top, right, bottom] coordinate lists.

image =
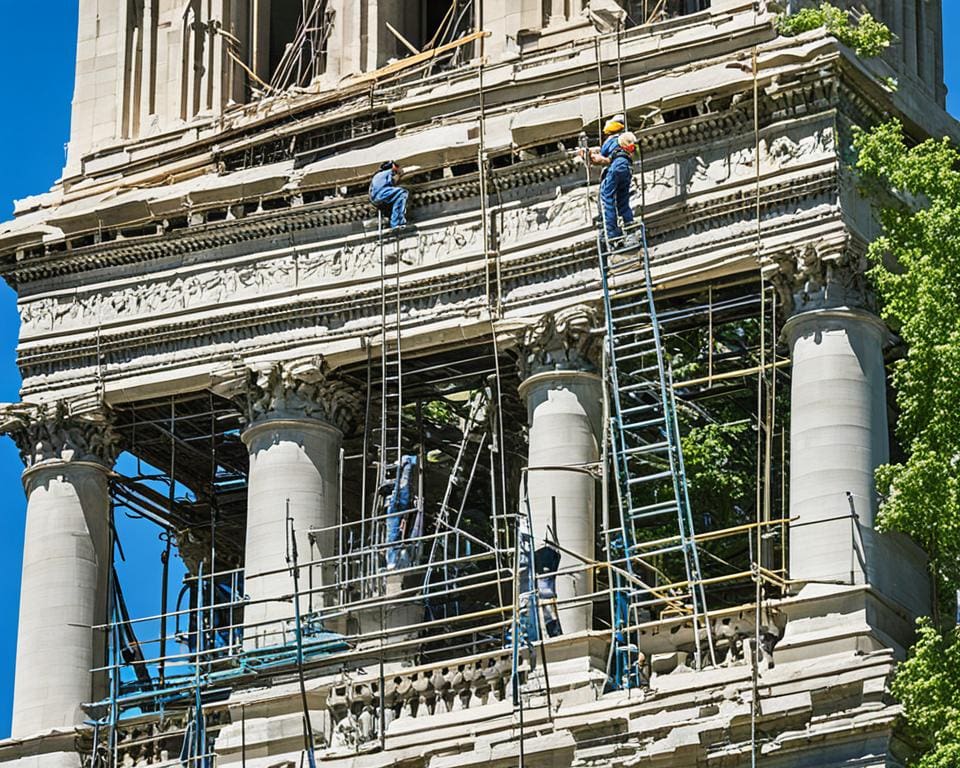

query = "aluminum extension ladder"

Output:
[[374, 213, 406, 562], [598, 224, 715, 689]]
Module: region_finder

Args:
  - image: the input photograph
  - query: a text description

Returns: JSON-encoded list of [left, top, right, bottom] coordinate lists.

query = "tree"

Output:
[[778, 3, 891, 58], [853, 119, 960, 767], [891, 619, 960, 768]]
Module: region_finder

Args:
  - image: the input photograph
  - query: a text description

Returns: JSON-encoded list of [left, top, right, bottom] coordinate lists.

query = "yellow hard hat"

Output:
[[603, 114, 625, 134]]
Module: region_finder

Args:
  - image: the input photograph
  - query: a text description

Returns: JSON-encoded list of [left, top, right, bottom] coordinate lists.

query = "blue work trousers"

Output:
[[372, 186, 408, 228], [385, 454, 416, 569], [599, 165, 634, 241]]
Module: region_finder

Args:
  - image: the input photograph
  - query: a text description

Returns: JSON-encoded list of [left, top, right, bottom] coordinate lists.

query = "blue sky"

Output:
[[0, 1, 956, 739]]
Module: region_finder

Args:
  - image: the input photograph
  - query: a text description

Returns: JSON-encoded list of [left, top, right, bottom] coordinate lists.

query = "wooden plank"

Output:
[[385, 20, 421, 56], [348, 29, 489, 87]]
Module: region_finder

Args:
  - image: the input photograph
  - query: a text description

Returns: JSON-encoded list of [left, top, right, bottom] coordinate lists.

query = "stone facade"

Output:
[[0, 1, 954, 767]]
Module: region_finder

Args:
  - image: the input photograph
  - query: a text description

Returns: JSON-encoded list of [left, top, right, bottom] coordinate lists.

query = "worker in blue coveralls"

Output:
[[369, 160, 409, 229], [597, 131, 638, 247]]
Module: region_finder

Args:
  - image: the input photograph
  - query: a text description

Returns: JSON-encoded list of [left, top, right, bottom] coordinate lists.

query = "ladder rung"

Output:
[[620, 367, 662, 381], [628, 498, 678, 516], [612, 316, 653, 331], [612, 312, 653, 326], [615, 337, 657, 353], [622, 416, 666, 430], [620, 401, 659, 416], [612, 316, 652, 334], [620, 381, 660, 394], [629, 542, 685, 558], [628, 503, 678, 521], [616, 354, 660, 368], [612, 298, 652, 315], [621, 440, 670, 456], [627, 470, 673, 486]]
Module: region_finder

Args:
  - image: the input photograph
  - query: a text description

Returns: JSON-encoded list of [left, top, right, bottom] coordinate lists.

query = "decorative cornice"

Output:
[[5, 155, 580, 285], [0, 401, 121, 470], [5, 59, 843, 284], [16, 170, 841, 395]]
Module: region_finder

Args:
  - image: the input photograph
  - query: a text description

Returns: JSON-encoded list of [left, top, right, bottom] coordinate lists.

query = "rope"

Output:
[[750, 44, 763, 768]]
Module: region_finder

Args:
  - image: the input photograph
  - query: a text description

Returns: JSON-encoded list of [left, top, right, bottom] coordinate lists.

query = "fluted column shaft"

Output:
[[239, 362, 358, 649], [2, 406, 118, 737], [786, 309, 889, 585], [517, 306, 602, 635], [769, 244, 891, 587]]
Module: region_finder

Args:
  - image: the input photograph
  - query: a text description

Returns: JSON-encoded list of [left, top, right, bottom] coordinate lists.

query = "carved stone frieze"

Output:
[[18, 218, 484, 337], [18, 174, 840, 399], [236, 358, 362, 433], [498, 186, 593, 245], [644, 123, 836, 208], [16, 121, 836, 339], [763, 239, 872, 316], [517, 304, 601, 379], [0, 401, 121, 469]]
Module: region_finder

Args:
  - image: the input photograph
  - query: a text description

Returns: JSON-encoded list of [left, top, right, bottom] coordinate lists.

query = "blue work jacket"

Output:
[[369, 168, 397, 198]]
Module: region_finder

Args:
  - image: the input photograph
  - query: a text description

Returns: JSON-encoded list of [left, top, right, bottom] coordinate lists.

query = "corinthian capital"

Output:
[[516, 304, 601, 379], [244, 358, 362, 433], [0, 401, 121, 469], [763, 240, 873, 316]]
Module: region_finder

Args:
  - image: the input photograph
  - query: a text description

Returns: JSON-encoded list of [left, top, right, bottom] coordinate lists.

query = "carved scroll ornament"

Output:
[[517, 304, 601, 379], [0, 401, 121, 469]]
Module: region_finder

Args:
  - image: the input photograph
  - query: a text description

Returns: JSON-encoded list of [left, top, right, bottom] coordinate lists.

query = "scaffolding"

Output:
[[89, 259, 789, 764], [84, 15, 793, 765]]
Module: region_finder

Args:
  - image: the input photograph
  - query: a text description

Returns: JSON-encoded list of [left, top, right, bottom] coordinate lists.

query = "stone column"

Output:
[[769, 244, 891, 587], [0, 404, 119, 737], [517, 307, 602, 635], [240, 362, 360, 649]]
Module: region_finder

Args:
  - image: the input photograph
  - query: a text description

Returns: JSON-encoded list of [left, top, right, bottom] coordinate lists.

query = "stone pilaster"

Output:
[[235, 359, 360, 650], [0, 403, 119, 738], [516, 305, 603, 636]]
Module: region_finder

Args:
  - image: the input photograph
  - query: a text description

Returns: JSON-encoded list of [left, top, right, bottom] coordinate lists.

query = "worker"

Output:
[[534, 546, 563, 638], [586, 114, 626, 172], [369, 160, 409, 229], [599, 131, 637, 247]]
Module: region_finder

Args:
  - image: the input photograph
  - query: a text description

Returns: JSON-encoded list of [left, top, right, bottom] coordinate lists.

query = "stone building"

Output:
[[0, 1, 953, 766]]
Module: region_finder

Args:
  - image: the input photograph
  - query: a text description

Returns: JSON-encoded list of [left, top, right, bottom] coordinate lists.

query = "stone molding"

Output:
[[15, 106, 843, 397], [763, 239, 873, 316], [5, 156, 579, 285], [18, 175, 840, 398], [781, 305, 890, 346], [215, 358, 362, 433], [0, 401, 121, 470], [516, 304, 602, 379]]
